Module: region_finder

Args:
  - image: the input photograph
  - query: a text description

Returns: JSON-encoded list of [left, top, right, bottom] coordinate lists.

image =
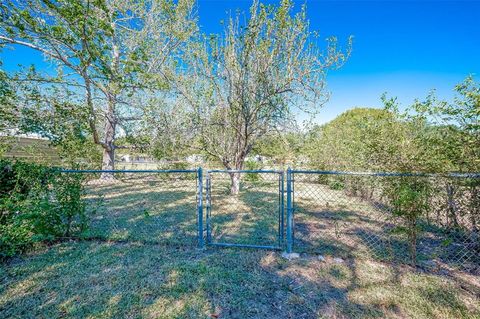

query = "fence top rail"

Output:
[[60, 169, 198, 174], [208, 169, 283, 174], [54, 168, 480, 178], [290, 169, 480, 178]]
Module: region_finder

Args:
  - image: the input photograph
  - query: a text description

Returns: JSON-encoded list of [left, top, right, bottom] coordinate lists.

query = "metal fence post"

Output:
[[197, 167, 204, 249], [206, 172, 212, 244], [280, 172, 285, 243], [286, 167, 293, 253]]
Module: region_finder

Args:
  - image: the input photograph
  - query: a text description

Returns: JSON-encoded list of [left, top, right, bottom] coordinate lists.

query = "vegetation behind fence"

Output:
[[1, 158, 478, 273], [289, 170, 480, 271]]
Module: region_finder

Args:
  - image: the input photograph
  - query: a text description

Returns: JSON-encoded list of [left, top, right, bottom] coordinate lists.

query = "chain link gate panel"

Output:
[[206, 170, 284, 249]]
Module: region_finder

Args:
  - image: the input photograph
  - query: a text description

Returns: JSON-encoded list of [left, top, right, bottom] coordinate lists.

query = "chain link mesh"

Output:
[[63, 170, 199, 246], [60, 169, 478, 272], [291, 172, 479, 271], [207, 171, 282, 248]]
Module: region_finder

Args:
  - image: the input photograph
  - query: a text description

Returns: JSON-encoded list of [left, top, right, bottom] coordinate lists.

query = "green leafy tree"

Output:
[[396, 76, 480, 238], [304, 107, 414, 172], [0, 61, 17, 156], [401, 76, 479, 173], [253, 131, 305, 167], [0, 0, 196, 175], [304, 107, 437, 264], [177, 0, 351, 194]]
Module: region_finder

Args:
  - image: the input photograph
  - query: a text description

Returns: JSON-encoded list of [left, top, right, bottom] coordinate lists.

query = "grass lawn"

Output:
[[1, 173, 479, 318], [1, 242, 479, 318]]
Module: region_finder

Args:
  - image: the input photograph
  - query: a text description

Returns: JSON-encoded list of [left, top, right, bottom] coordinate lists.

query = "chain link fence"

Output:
[[62, 169, 201, 247], [58, 168, 478, 272], [288, 170, 480, 271]]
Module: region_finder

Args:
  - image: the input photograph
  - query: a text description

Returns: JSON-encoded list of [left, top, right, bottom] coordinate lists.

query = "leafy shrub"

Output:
[[0, 160, 87, 258], [328, 176, 345, 190], [244, 159, 263, 182], [383, 177, 431, 265]]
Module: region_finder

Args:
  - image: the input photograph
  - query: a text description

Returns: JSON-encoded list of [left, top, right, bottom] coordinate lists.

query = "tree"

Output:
[[0, 0, 196, 175], [177, 0, 351, 194], [0, 61, 17, 156], [397, 76, 480, 236], [253, 131, 305, 167], [304, 106, 435, 264], [16, 75, 103, 167], [403, 76, 479, 173], [305, 108, 403, 172]]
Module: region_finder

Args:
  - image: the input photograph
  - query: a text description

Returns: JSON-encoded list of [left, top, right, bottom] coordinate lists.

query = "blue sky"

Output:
[[197, 0, 480, 123], [2, 0, 479, 124]]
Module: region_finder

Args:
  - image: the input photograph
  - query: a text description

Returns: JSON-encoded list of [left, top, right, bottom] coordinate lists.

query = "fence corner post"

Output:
[[286, 167, 293, 253], [197, 167, 204, 249]]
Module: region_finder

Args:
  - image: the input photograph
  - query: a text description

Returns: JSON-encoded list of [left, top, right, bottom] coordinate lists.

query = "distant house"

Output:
[[116, 151, 154, 163], [246, 155, 267, 163], [119, 154, 131, 162], [186, 154, 204, 163], [132, 155, 154, 163]]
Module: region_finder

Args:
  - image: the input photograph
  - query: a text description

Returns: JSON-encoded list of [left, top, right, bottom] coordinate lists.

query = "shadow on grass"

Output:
[[1, 240, 477, 318], [83, 179, 199, 247], [209, 185, 281, 247], [293, 192, 480, 272], [0, 243, 388, 318], [292, 205, 394, 258]]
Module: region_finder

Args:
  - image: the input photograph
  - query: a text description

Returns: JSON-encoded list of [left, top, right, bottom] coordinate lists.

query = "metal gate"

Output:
[[206, 170, 284, 249]]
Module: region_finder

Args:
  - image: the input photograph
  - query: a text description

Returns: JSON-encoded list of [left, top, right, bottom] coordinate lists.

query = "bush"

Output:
[[0, 160, 87, 258], [383, 177, 431, 265], [244, 159, 263, 182], [328, 176, 345, 190]]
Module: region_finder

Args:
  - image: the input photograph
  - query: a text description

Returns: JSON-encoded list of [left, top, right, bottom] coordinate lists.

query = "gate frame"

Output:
[[205, 169, 285, 250]]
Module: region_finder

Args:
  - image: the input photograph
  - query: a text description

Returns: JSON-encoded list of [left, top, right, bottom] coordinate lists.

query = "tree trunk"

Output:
[[100, 94, 116, 180], [100, 146, 115, 179], [227, 158, 245, 195], [100, 11, 119, 180], [229, 172, 241, 195], [446, 183, 459, 228]]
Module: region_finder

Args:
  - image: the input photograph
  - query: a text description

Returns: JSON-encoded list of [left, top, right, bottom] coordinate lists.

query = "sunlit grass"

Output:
[[1, 176, 479, 318], [1, 243, 479, 318]]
